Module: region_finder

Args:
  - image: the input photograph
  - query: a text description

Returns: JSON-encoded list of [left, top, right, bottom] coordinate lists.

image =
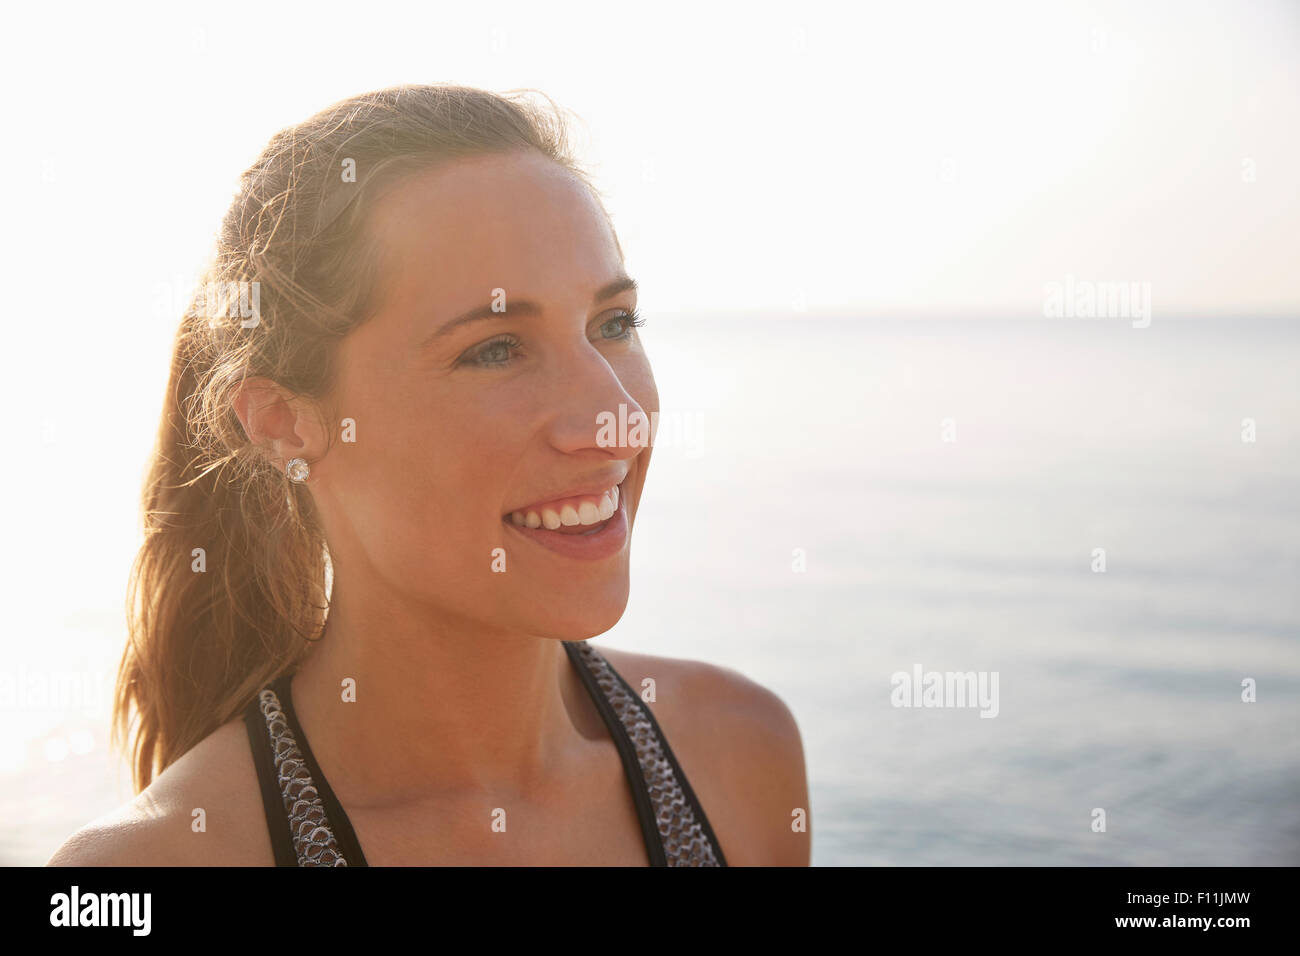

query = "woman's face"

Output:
[[311, 149, 658, 640]]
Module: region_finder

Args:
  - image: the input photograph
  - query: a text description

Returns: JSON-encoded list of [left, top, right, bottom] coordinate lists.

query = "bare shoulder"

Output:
[[597, 645, 811, 866], [46, 715, 273, 867]]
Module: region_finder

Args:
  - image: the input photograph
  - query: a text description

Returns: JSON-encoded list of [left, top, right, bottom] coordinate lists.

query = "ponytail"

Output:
[[114, 320, 328, 791]]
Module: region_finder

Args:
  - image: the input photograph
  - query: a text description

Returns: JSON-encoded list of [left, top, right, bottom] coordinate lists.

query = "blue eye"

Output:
[[455, 310, 644, 370], [460, 334, 523, 368], [601, 309, 645, 340]]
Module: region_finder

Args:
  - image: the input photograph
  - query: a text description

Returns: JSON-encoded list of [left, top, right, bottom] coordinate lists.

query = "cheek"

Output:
[[331, 386, 513, 579], [388, 415, 513, 533], [346, 442, 511, 611]]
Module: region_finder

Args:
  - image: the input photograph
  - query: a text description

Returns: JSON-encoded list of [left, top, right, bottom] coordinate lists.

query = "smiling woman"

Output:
[[46, 83, 809, 868]]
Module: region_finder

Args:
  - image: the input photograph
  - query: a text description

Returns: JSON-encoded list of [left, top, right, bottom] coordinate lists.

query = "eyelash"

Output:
[[458, 309, 645, 369]]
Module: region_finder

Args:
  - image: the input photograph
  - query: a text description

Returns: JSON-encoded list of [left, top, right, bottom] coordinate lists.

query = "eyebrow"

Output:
[[421, 275, 639, 347]]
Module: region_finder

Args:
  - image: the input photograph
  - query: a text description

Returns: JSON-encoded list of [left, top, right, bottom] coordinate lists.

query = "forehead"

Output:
[[364, 151, 621, 313]]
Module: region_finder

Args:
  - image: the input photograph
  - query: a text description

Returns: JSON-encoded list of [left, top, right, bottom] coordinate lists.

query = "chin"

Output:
[[518, 581, 630, 641]]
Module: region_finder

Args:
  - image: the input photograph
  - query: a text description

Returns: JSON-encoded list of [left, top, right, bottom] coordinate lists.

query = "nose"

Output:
[[546, 342, 654, 460]]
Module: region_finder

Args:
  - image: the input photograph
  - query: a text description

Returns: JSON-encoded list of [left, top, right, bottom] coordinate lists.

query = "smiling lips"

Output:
[[506, 483, 621, 535]]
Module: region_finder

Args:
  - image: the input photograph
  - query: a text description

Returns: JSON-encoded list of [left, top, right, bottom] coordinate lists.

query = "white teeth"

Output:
[[511, 483, 623, 530]]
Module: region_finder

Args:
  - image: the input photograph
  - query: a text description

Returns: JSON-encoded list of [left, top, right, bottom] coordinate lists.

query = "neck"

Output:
[[287, 570, 599, 809]]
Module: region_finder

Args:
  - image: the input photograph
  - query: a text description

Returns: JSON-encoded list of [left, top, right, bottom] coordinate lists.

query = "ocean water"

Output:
[[4, 315, 1298, 865]]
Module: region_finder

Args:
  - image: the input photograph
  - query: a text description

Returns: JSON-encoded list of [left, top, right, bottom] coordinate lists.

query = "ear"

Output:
[[232, 377, 329, 475]]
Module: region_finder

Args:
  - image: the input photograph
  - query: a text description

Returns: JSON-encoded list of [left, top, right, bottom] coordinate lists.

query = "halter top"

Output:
[[242, 639, 727, 866]]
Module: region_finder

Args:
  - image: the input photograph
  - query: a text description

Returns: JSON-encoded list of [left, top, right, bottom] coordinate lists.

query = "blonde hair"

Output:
[[116, 84, 603, 791]]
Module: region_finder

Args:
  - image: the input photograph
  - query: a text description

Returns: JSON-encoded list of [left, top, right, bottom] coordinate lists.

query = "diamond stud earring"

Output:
[[286, 457, 310, 482]]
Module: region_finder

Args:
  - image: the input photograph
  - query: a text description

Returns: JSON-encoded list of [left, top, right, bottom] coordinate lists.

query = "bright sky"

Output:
[[4, 0, 1297, 329], [0, 0, 1296, 702]]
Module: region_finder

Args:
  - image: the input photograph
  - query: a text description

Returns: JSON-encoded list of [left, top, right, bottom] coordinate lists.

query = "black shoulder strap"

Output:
[[564, 640, 668, 866], [563, 640, 728, 867], [243, 692, 299, 867], [604, 655, 729, 867], [269, 673, 370, 867]]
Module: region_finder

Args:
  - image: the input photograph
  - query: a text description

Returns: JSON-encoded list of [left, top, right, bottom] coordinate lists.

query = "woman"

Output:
[[48, 84, 809, 866]]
